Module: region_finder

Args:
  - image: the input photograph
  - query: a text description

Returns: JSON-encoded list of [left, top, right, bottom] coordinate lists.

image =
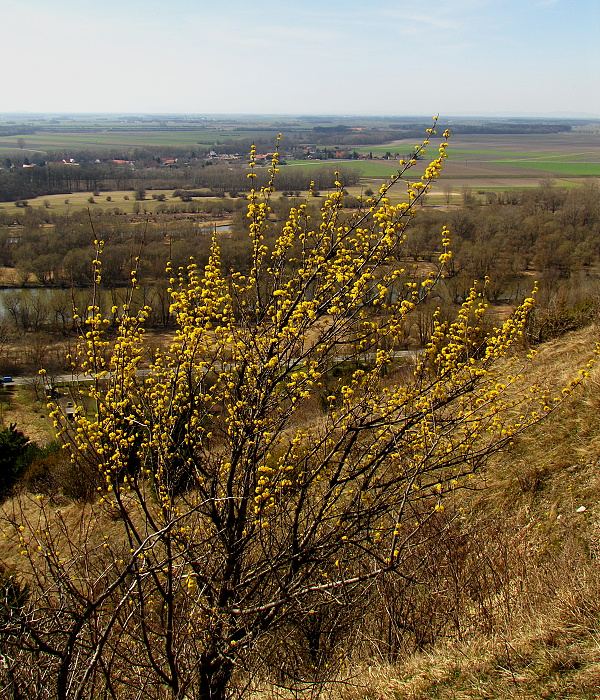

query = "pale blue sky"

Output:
[[1, 0, 598, 116]]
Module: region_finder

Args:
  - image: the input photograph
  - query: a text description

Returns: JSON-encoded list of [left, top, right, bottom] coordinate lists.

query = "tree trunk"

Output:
[[197, 651, 233, 700]]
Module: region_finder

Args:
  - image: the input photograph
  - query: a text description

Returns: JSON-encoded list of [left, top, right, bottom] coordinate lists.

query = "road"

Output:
[[6, 350, 423, 388]]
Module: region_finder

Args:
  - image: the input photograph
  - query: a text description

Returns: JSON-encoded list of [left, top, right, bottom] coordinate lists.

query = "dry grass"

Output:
[[0, 189, 176, 216], [0, 384, 55, 445], [0, 488, 154, 581], [330, 325, 600, 700], [478, 325, 600, 522], [338, 583, 600, 699]]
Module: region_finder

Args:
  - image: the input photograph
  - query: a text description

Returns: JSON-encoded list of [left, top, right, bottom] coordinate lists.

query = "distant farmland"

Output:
[[0, 130, 267, 152], [2, 120, 599, 195], [353, 132, 600, 186], [492, 161, 600, 176]]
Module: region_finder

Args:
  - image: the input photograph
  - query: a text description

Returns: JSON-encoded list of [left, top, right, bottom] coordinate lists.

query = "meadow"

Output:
[[0, 189, 182, 215]]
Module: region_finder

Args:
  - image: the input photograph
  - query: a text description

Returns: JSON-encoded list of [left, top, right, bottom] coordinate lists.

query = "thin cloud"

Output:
[[212, 23, 345, 48], [379, 9, 460, 31]]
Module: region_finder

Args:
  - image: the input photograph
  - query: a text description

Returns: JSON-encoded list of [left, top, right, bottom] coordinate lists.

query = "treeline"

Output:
[[407, 181, 600, 295], [447, 121, 573, 135], [0, 125, 36, 137], [1, 181, 599, 351], [308, 121, 572, 144], [0, 286, 175, 336], [308, 125, 415, 145], [0, 209, 221, 288], [0, 162, 360, 203], [1, 181, 599, 295]]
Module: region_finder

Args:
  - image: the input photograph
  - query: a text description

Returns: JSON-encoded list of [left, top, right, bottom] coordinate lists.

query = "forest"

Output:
[[0, 174, 598, 376]]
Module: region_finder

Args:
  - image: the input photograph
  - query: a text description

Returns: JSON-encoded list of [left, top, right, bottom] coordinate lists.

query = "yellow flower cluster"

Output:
[[44, 118, 595, 640]]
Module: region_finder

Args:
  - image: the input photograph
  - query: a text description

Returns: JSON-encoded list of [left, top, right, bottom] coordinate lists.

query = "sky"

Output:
[[1, 0, 599, 117]]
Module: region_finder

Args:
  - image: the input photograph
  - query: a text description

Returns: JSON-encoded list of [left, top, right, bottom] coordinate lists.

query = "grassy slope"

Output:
[[0, 385, 54, 446], [344, 325, 600, 700]]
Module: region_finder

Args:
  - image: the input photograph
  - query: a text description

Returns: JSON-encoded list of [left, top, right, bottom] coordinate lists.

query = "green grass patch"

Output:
[[284, 159, 425, 178], [355, 142, 417, 156], [493, 161, 600, 176]]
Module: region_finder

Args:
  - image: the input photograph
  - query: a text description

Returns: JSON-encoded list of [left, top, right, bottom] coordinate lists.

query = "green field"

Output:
[[355, 142, 421, 156], [285, 159, 425, 178], [491, 161, 600, 176]]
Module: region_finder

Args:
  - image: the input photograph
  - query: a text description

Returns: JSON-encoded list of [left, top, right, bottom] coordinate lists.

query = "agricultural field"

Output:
[[357, 131, 600, 187], [0, 130, 274, 153], [0, 115, 303, 153], [2, 116, 600, 212], [281, 131, 600, 196]]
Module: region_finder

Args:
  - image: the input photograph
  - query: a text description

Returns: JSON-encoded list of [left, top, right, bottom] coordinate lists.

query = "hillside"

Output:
[[341, 325, 600, 700], [1, 325, 600, 699]]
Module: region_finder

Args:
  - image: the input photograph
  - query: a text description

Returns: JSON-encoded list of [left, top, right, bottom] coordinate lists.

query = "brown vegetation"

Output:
[[1, 326, 600, 699]]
